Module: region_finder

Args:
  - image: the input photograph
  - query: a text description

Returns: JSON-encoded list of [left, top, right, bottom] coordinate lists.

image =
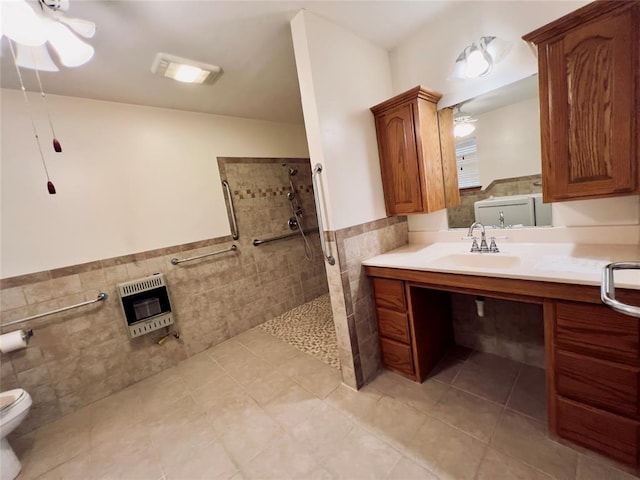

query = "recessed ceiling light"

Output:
[[151, 52, 222, 85]]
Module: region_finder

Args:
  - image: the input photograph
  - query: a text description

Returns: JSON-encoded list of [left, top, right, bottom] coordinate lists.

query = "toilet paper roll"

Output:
[[0, 330, 28, 353]]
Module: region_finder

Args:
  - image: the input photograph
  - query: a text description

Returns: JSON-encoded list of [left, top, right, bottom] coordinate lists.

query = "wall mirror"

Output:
[[443, 75, 552, 229]]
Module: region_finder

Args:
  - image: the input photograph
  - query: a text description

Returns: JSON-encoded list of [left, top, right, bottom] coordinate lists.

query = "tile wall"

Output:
[[450, 293, 545, 368], [447, 174, 543, 228], [325, 217, 409, 389], [0, 157, 328, 435]]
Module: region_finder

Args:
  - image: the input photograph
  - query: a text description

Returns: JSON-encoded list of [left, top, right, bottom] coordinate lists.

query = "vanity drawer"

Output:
[[371, 278, 406, 312], [556, 396, 640, 467], [556, 350, 640, 418], [376, 308, 411, 344], [555, 301, 640, 365], [380, 337, 414, 377]]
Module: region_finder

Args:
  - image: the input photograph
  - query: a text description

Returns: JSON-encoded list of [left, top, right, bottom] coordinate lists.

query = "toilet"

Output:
[[0, 389, 32, 480]]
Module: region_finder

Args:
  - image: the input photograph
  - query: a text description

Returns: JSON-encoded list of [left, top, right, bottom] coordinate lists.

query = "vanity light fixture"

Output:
[[452, 36, 512, 79], [151, 53, 223, 85]]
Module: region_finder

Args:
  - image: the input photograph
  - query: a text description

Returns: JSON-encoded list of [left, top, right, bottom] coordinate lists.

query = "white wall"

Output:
[[390, 1, 590, 108], [475, 96, 541, 189], [0, 89, 309, 277], [290, 10, 391, 231]]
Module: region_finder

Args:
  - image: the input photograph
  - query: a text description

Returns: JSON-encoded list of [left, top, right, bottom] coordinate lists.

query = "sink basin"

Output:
[[433, 253, 521, 269]]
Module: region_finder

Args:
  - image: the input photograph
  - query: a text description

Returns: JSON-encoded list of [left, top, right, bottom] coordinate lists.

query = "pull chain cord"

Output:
[[8, 40, 56, 194], [32, 55, 62, 152]]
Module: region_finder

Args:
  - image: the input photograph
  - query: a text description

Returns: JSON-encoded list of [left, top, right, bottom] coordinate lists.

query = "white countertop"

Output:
[[362, 241, 640, 290]]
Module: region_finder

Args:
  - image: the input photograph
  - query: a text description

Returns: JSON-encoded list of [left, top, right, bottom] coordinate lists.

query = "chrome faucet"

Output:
[[467, 222, 489, 252], [498, 210, 505, 229]]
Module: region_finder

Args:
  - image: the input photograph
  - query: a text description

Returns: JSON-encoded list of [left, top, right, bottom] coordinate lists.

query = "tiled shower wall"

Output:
[[325, 217, 409, 389], [0, 157, 328, 435], [218, 157, 328, 307]]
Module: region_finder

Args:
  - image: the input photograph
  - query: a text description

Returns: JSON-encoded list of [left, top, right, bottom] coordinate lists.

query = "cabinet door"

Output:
[[541, 8, 638, 201], [375, 103, 424, 214]]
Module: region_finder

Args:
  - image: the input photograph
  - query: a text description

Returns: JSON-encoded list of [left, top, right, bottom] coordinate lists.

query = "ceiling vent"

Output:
[[151, 52, 222, 85]]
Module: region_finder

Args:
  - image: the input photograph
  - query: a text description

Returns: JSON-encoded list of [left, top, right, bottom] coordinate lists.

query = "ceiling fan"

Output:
[[453, 108, 477, 138], [1, 0, 97, 194], [1, 0, 96, 71]]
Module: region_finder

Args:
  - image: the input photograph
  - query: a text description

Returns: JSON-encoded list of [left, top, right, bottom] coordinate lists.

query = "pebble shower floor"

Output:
[[260, 294, 340, 369]]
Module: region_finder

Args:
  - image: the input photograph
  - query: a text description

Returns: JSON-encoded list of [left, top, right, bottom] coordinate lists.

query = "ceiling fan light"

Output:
[[44, 18, 94, 67], [15, 43, 59, 71], [1, 0, 47, 46], [454, 122, 476, 138]]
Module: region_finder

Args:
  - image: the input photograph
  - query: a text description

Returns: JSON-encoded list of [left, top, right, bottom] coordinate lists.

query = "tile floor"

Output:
[[11, 329, 638, 480]]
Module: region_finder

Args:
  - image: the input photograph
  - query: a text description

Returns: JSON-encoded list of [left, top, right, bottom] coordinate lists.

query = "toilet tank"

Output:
[[474, 195, 536, 227]]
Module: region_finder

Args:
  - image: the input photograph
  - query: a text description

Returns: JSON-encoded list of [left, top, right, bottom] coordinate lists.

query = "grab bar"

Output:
[[171, 244, 237, 265], [601, 262, 640, 318], [1, 292, 108, 329], [312, 163, 336, 266], [253, 228, 319, 247], [222, 180, 239, 240]]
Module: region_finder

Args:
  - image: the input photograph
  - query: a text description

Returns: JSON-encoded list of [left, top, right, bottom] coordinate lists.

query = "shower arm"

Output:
[[312, 164, 336, 266]]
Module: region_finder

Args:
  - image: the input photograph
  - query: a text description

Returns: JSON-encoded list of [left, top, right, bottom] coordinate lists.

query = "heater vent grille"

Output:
[[129, 313, 174, 338], [118, 274, 166, 297]]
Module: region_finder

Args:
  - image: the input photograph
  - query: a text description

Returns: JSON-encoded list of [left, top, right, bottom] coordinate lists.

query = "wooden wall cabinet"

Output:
[[370, 87, 460, 215], [523, 1, 640, 202]]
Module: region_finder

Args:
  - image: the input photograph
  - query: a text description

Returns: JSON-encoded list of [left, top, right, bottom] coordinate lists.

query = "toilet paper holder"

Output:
[[22, 329, 33, 342], [0, 328, 34, 354]]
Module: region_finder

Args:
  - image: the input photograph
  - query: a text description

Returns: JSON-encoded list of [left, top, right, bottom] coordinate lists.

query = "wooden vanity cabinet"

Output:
[[547, 299, 640, 468], [367, 265, 640, 471], [523, 1, 640, 202], [371, 278, 415, 378], [370, 87, 459, 216], [371, 277, 453, 381]]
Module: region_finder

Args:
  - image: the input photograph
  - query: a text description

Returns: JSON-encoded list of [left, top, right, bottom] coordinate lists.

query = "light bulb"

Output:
[[174, 65, 203, 83], [43, 17, 94, 67], [465, 44, 491, 78], [454, 122, 476, 138], [1, 0, 47, 46]]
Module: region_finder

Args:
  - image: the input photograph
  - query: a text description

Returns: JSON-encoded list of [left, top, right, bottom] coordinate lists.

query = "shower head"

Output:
[[282, 163, 298, 177]]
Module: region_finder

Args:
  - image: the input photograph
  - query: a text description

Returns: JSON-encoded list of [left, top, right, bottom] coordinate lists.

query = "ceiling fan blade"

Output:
[[15, 43, 59, 71], [56, 14, 96, 38]]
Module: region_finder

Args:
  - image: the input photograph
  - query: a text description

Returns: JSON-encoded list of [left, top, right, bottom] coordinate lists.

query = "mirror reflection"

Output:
[[445, 75, 552, 229]]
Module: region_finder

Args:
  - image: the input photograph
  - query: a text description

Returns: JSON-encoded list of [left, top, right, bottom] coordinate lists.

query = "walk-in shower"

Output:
[[284, 163, 315, 262]]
